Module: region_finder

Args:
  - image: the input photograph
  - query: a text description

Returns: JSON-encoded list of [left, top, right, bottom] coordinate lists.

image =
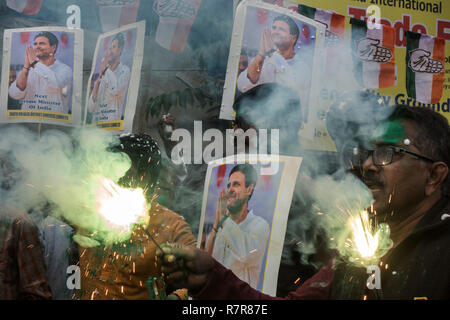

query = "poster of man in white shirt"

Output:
[[198, 155, 302, 295], [206, 163, 270, 289], [85, 21, 145, 132], [0, 27, 83, 125], [220, 1, 326, 137]]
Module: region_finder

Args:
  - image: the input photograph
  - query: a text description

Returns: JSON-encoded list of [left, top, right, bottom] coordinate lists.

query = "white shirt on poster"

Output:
[[9, 60, 73, 114], [212, 210, 270, 289], [88, 63, 131, 122], [237, 51, 311, 107]]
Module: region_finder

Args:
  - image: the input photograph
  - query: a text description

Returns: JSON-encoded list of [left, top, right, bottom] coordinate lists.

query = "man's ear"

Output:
[[425, 162, 449, 196], [246, 184, 254, 197]]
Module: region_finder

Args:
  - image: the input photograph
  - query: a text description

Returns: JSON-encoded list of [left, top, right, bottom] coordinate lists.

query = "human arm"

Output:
[[157, 243, 334, 300], [247, 28, 274, 84], [15, 45, 36, 91], [205, 188, 228, 254]]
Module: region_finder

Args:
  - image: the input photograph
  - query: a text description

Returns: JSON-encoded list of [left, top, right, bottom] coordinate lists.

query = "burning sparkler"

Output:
[[96, 177, 149, 232], [337, 209, 393, 267], [82, 176, 165, 248]]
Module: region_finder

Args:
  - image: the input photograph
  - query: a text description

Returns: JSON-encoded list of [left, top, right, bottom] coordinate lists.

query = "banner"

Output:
[[406, 31, 445, 104], [262, 0, 450, 152], [153, 0, 202, 52], [6, 0, 42, 15], [96, 0, 141, 33], [351, 18, 396, 89]]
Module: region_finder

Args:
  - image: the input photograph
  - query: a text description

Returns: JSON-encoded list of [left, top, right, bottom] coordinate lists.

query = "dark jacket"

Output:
[[330, 195, 450, 300]]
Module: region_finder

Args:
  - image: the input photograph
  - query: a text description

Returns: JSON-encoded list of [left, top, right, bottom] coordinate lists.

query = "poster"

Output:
[[0, 26, 83, 126], [197, 154, 302, 295], [84, 21, 145, 132], [220, 0, 326, 140]]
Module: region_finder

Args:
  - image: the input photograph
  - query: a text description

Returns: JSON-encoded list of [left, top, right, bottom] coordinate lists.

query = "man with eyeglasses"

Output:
[[155, 104, 450, 300]]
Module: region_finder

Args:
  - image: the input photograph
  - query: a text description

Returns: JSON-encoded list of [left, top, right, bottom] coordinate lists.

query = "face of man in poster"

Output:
[[107, 39, 123, 65], [33, 36, 56, 60], [226, 170, 254, 214], [271, 19, 297, 51]]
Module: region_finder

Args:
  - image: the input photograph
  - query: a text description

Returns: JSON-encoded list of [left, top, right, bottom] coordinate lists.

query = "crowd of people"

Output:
[[1, 80, 449, 300]]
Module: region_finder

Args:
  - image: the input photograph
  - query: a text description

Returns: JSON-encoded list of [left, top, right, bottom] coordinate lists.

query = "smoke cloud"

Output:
[[0, 125, 133, 245]]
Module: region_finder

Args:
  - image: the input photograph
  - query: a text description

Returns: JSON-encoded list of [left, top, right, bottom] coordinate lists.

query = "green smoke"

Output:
[[0, 126, 141, 246]]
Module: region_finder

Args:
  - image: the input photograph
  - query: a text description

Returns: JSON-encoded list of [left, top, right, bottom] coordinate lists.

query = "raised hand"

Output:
[[259, 27, 276, 57]]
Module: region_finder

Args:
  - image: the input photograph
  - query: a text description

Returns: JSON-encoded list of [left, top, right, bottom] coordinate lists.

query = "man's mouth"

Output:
[[364, 180, 383, 192]]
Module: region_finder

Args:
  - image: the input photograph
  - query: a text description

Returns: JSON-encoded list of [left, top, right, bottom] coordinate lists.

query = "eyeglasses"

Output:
[[352, 145, 436, 167]]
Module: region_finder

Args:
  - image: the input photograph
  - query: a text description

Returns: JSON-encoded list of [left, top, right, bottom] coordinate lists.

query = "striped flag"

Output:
[[6, 0, 42, 15], [96, 0, 141, 33], [154, 0, 202, 52], [406, 31, 445, 104], [298, 4, 345, 40], [298, 4, 345, 76], [350, 18, 396, 89]]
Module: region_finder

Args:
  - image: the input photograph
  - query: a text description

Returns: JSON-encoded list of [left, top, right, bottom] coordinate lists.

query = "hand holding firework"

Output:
[[156, 243, 214, 294]]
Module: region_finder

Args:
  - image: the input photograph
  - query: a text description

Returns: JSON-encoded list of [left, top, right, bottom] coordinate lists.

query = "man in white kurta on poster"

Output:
[[88, 32, 131, 123], [8, 32, 73, 114], [205, 164, 270, 289]]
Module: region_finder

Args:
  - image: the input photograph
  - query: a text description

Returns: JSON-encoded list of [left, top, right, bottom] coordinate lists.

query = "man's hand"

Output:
[[25, 45, 38, 69], [156, 243, 214, 294], [99, 51, 111, 77], [259, 28, 275, 57], [215, 188, 228, 227]]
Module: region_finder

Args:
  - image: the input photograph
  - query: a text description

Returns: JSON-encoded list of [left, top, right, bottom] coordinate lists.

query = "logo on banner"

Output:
[[408, 49, 444, 74], [153, 0, 197, 19], [356, 38, 392, 63]]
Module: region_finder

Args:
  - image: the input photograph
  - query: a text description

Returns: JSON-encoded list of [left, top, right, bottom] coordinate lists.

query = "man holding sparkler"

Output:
[[77, 133, 196, 300], [157, 105, 450, 300]]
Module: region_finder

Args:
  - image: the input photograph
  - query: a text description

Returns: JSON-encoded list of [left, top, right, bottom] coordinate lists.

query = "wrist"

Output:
[[30, 60, 38, 68]]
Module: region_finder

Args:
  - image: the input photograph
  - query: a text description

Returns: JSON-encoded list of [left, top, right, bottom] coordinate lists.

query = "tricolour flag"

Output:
[[350, 18, 396, 89], [298, 4, 345, 40], [96, 0, 141, 33], [154, 0, 202, 52], [298, 4, 346, 77], [405, 31, 445, 104], [6, 0, 42, 15]]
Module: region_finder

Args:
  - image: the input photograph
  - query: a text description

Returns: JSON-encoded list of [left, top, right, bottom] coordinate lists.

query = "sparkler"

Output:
[[93, 177, 163, 249], [339, 209, 392, 300]]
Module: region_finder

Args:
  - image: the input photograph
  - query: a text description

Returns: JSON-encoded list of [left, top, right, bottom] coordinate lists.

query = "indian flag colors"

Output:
[[6, 0, 42, 15], [350, 18, 396, 89], [406, 31, 445, 104], [298, 4, 345, 38]]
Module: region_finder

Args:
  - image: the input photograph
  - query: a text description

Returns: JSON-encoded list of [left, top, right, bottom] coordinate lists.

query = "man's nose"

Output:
[[362, 153, 379, 174]]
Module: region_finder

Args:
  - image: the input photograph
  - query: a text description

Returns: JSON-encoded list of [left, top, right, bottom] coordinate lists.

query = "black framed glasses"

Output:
[[354, 145, 436, 167]]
